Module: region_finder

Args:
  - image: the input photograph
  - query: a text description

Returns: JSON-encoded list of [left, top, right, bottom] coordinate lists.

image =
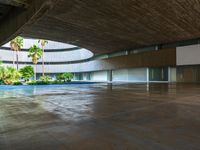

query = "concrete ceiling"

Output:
[[1, 0, 200, 54], [0, 0, 28, 7], [0, 4, 11, 21]]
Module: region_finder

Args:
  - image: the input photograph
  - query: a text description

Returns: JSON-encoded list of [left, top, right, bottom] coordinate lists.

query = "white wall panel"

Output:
[[91, 71, 107, 81], [2, 39, 76, 49], [128, 68, 147, 82], [177, 44, 200, 65], [169, 67, 176, 82], [113, 68, 147, 82], [0, 49, 93, 62], [113, 69, 128, 81]]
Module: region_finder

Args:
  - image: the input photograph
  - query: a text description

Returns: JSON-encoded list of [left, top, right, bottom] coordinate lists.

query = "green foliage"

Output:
[[0, 65, 21, 85], [56, 74, 64, 81], [39, 75, 52, 82], [27, 80, 37, 85], [0, 80, 4, 85], [56, 72, 73, 82], [19, 66, 34, 81], [52, 80, 64, 84], [38, 39, 48, 47], [27, 80, 65, 85], [63, 72, 73, 82], [28, 45, 43, 64], [27, 73, 74, 85], [10, 36, 24, 51], [27, 80, 49, 85], [13, 81, 23, 85], [27, 76, 52, 85]]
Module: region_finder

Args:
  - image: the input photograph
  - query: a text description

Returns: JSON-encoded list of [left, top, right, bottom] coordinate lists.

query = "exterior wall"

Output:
[[176, 44, 200, 82], [88, 48, 175, 72], [112, 68, 147, 82], [1, 48, 176, 73], [1, 45, 176, 83], [113, 69, 128, 81], [90, 71, 108, 81], [0, 49, 93, 62], [177, 66, 200, 83], [82, 73, 93, 81], [169, 67, 177, 82], [76, 67, 175, 83], [2, 39, 77, 50], [149, 67, 168, 81], [128, 68, 147, 82], [177, 44, 200, 66]]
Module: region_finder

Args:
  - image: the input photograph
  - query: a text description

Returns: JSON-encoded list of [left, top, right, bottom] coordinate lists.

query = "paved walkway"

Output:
[[0, 83, 200, 150]]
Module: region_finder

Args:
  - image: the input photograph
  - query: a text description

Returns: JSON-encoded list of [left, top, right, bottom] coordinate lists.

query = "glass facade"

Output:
[[149, 67, 168, 81]]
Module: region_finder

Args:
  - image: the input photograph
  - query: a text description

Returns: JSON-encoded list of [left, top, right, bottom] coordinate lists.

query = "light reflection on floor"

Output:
[[0, 83, 200, 150]]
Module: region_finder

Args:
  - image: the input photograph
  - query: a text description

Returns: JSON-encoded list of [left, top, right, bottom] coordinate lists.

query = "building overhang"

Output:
[[0, 0, 200, 54]]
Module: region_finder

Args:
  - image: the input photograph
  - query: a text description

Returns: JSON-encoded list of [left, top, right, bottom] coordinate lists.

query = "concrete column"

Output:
[[146, 68, 149, 83], [168, 67, 177, 82], [107, 70, 112, 82], [168, 67, 171, 82], [126, 50, 130, 55]]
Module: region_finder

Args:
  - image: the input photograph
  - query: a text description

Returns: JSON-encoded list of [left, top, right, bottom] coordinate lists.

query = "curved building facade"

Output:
[[0, 38, 180, 82], [0, 38, 94, 73]]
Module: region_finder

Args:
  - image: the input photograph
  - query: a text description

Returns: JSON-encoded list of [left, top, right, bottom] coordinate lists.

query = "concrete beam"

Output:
[[0, 0, 28, 7], [0, 0, 57, 46]]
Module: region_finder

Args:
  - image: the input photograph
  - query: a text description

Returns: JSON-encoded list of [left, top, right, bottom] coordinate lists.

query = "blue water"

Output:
[[0, 84, 99, 99]]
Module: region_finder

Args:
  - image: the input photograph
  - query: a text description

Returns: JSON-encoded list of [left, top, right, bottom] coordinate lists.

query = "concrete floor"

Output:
[[0, 83, 200, 150]]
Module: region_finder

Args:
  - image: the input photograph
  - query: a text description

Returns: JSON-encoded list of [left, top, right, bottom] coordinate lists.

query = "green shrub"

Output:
[[0, 80, 4, 85], [27, 80, 37, 85], [13, 81, 23, 85], [19, 66, 34, 82], [36, 81, 50, 85], [39, 75, 51, 83], [27, 80, 49, 85], [27, 76, 52, 85], [56, 72, 73, 82], [56, 74, 64, 81], [52, 80, 64, 84], [63, 72, 73, 82], [0, 65, 21, 85]]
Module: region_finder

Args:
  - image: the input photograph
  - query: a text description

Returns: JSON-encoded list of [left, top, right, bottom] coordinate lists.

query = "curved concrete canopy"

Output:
[[3, 38, 77, 50], [0, 48, 93, 62], [1, 38, 93, 62], [1, 0, 200, 54]]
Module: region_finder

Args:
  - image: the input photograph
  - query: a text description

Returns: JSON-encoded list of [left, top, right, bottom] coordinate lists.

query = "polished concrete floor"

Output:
[[0, 83, 200, 150]]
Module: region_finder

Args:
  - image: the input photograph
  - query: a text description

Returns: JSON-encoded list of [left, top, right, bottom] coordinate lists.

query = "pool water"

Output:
[[0, 84, 99, 98]]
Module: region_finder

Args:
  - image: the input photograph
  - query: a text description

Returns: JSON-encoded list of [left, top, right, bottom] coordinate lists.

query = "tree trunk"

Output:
[[16, 51, 19, 70], [34, 65, 37, 80], [13, 51, 15, 67], [42, 46, 45, 76]]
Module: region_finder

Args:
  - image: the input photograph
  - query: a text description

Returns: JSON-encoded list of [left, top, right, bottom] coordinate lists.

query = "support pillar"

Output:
[[146, 68, 149, 83], [107, 70, 112, 82], [168, 67, 171, 82]]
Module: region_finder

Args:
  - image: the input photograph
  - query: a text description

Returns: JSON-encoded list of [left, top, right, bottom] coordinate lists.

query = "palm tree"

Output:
[[38, 39, 48, 77], [10, 36, 24, 70], [28, 45, 43, 80]]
